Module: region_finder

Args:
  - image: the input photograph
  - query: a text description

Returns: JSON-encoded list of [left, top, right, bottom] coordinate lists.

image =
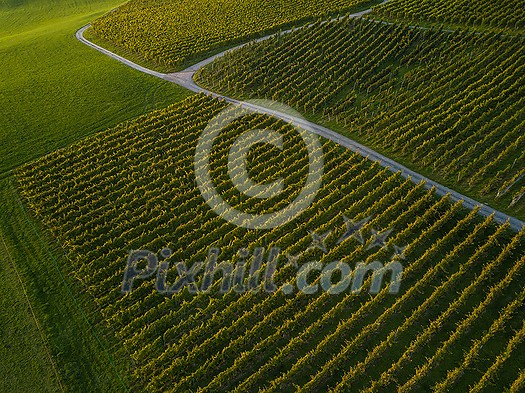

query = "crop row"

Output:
[[196, 18, 525, 216], [17, 94, 525, 391]]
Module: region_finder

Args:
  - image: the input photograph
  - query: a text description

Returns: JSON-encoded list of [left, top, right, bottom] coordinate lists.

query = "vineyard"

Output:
[[371, 0, 525, 32], [17, 94, 525, 392], [195, 18, 525, 219], [89, 0, 377, 70]]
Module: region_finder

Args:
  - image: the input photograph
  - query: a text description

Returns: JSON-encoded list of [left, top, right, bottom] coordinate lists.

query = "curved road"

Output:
[[75, 8, 525, 232]]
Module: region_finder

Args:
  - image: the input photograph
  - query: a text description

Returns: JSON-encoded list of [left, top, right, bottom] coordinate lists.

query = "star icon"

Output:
[[307, 230, 332, 253], [285, 253, 300, 269], [367, 228, 393, 251], [392, 244, 407, 260], [337, 215, 372, 245]]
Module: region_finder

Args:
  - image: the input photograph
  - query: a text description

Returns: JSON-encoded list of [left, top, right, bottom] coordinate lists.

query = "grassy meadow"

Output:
[[0, 0, 191, 175]]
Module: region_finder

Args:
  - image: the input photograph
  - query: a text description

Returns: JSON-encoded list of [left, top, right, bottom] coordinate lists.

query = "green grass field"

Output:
[[0, 0, 192, 175], [0, 219, 59, 393]]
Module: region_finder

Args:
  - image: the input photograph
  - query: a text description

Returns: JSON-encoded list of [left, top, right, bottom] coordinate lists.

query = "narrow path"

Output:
[[75, 7, 525, 232]]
